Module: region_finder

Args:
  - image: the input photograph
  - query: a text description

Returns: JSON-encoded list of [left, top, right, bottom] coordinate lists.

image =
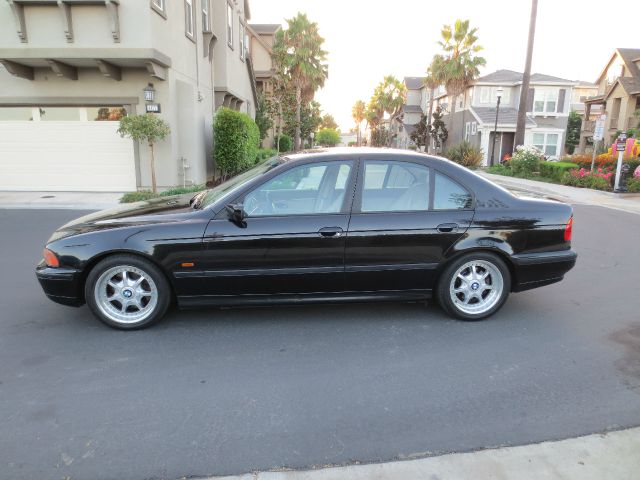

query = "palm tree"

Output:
[[273, 13, 328, 151], [424, 60, 444, 153], [515, 0, 538, 149], [370, 75, 406, 146], [431, 19, 486, 146], [352, 100, 366, 146]]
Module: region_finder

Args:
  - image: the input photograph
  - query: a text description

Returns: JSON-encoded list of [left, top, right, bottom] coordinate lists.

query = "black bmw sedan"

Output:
[[37, 148, 576, 329]]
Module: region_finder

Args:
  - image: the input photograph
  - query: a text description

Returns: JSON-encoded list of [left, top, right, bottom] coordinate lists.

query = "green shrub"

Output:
[[316, 128, 341, 147], [348, 141, 357, 147], [510, 146, 544, 177], [159, 185, 205, 197], [214, 107, 260, 177], [275, 134, 293, 152], [120, 191, 159, 203], [443, 141, 484, 169], [538, 161, 578, 181], [485, 164, 513, 176], [627, 177, 640, 193], [255, 148, 278, 162]]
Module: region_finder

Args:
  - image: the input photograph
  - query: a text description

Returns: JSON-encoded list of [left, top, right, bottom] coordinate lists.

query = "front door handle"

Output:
[[318, 226, 343, 237], [437, 223, 458, 233]]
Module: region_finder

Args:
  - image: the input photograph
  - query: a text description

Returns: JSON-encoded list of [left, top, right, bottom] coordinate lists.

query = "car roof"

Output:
[[283, 147, 429, 161]]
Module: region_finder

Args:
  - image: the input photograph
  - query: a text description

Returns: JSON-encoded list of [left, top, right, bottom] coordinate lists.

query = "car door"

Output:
[[344, 158, 475, 293], [196, 160, 356, 297]]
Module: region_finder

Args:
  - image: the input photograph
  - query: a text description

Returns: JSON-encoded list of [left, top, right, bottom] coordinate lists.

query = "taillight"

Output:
[[564, 216, 573, 242], [43, 248, 60, 268]]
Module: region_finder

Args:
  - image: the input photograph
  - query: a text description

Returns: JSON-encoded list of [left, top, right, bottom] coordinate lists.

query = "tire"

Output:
[[436, 252, 511, 321], [84, 254, 171, 330]]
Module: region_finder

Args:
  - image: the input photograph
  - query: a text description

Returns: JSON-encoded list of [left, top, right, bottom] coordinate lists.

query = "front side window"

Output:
[[227, 3, 233, 48], [243, 162, 353, 217], [361, 161, 430, 212], [433, 173, 472, 210], [239, 22, 245, 60], [533, 89, 558, 113], [184, 0, 194, 38], [202, 0, 211, 32], [532, 132, 559, 157]]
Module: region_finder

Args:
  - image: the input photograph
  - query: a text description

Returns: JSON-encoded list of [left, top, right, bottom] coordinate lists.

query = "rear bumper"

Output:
[[36, 262, 84, 307], [511, 249, 577, 292]]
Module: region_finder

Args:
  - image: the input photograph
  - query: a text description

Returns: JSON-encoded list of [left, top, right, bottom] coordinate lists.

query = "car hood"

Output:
[[49, 193, 201, 242]]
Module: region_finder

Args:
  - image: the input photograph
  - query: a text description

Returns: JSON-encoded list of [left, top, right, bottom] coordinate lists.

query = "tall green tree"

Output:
[[273, 13, 328, 151], [431, 19, 486, 145], [565, 110, 582, 155], [255, 93, 273, 141], [351, 100, 366, 146], [320, 113, 339, 131], [368, 75, 407, 147], [424, 60, 444, 153]]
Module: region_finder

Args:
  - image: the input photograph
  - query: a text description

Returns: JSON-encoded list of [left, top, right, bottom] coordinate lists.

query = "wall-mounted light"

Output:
[[143, 83, 156, 102], [496, 86, 504, 101]]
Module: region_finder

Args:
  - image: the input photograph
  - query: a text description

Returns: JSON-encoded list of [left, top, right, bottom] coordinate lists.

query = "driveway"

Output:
[[0, 206, 639, 480]]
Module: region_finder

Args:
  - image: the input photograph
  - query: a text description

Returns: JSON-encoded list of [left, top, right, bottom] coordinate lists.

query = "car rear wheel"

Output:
[[437, 252, 510, 321], [85, 255, 171, 330]]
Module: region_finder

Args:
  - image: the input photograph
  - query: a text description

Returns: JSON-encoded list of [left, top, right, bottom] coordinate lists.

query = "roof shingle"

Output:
[[471, 107, 536, 126]]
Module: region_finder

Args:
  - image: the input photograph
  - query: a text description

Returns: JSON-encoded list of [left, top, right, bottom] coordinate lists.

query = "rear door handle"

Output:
[[437, 223, 458, 233], [318, 227, 343, 237]]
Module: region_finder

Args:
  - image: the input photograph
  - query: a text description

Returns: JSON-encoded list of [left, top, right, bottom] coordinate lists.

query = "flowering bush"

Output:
[[561, 167, 613, 190], [510, 145, 544, 176], [634, 165, 640, 178]]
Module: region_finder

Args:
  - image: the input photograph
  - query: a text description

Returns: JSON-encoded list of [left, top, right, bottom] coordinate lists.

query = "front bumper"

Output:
[[511, 249, 577, 292], [36, 261, 84, 307]]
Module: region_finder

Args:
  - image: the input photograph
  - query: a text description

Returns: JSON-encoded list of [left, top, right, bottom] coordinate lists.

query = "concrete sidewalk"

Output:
[[0, 191, 122, 210], [209, 427, 640, 480], [478, 171, 640, 215]]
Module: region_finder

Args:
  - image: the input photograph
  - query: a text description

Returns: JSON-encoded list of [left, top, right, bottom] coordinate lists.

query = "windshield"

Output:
[[197, 157, 283, 209]]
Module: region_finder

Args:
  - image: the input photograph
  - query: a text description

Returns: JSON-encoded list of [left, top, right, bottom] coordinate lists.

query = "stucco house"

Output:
[[578, 48, 640, 154], [0, 0, 257, 192], [441, 70, 577, 165]]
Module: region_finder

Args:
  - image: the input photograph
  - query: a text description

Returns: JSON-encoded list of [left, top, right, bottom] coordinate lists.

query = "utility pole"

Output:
[[514, 0, 538, 150]]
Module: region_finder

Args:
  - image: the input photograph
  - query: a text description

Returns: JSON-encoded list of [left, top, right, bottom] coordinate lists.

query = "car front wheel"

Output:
[[437, 252, 511, 321], [85, 255, 171, 330]]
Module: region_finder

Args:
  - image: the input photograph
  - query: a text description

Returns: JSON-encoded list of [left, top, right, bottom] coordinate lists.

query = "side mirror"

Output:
[[225, 203, 245, 223]]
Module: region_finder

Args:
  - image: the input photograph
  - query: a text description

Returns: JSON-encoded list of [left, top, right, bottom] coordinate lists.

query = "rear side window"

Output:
[[433, 173, 472, 210], [362, 161, 430, 212]]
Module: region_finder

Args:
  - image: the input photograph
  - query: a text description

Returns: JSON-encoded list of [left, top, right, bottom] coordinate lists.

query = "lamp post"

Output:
[[490, 87, 504, 166]]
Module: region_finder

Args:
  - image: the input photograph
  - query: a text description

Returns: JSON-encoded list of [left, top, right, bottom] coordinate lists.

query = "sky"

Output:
[[250, 0, 639, 131]]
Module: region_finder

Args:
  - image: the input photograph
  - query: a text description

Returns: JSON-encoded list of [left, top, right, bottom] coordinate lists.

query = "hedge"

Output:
[[538, 161, 578, 181], [275, 134, 293, 152], [214, 107, 260, 177]]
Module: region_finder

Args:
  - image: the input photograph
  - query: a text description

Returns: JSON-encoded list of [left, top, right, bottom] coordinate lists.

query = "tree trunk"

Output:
[[427, 87, 435, 153], [515, 0, 538, 150], [294, 85, 302, 151], [149, 142, 157, 193], [447, 92, 457, 148]]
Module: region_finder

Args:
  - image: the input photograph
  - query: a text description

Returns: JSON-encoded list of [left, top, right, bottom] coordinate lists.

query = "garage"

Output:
[[0, 106, 137, 192]]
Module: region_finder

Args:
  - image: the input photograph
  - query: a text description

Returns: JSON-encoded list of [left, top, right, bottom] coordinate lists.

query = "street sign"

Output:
[[593, 114, 606, 141], [146, 103, 161, 113]]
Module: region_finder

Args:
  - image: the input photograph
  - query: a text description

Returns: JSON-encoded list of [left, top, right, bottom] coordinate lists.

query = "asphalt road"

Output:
[[1, 205, 639, 480]]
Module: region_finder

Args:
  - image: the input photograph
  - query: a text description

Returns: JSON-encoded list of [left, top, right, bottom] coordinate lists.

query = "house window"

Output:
[[202, 0, 211, 32], [465, 122, 471, 141], [227, 3, 233, 48], [184, 0, 194, 38], [480, 87, 511, 104], [239, 22, 245, 60], [532, 132, 559, 157], [471, 122, 477, 135], [533, 89, 558, 113], [245, 32, 250, 57]]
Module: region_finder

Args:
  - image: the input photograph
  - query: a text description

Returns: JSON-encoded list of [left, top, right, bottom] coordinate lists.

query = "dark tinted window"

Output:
[[433, 173, 472, 210]]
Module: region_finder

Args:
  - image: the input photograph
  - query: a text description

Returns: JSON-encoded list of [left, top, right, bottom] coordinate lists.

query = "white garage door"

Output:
[[0, 106, 136, 192]]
